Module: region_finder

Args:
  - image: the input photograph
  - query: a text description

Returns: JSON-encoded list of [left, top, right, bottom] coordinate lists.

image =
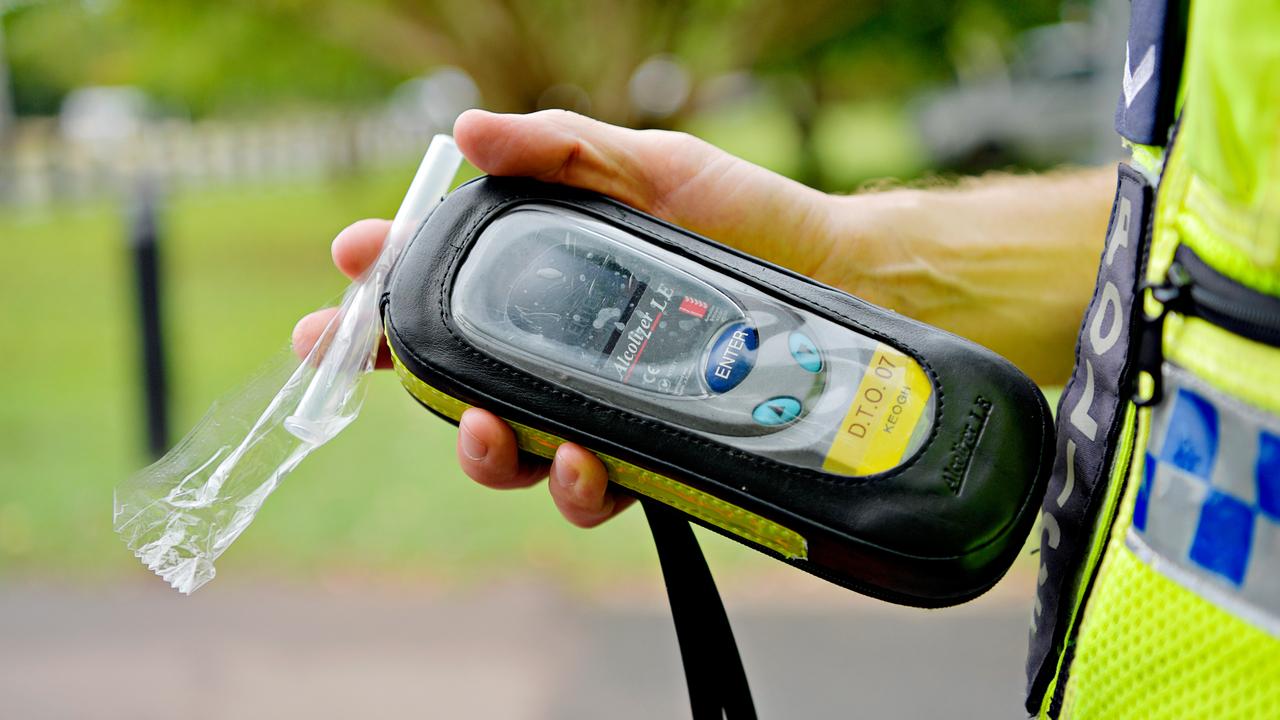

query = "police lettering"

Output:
[[1033, 195, 1132, 632]]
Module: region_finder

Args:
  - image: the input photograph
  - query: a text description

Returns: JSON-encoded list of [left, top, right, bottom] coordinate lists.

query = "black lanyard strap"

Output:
[[643, 500, 757, 720]]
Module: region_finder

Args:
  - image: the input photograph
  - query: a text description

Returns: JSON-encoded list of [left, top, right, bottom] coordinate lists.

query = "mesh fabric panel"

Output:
[[1062, 481, 1280, 718]]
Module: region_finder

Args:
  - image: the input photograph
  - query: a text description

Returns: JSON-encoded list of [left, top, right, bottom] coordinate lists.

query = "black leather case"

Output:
[[385, 176, 1053, 607]]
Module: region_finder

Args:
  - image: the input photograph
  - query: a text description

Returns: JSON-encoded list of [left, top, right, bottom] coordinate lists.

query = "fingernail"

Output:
[[552, 461, 579, 491], [460, 425, 488, 461]]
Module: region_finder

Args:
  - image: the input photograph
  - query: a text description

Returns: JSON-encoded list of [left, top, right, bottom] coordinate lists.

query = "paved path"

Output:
[[1, 569, 1037, 719]]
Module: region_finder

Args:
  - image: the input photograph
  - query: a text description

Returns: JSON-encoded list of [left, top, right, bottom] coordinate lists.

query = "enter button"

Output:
[[703, 322, 758, 394]]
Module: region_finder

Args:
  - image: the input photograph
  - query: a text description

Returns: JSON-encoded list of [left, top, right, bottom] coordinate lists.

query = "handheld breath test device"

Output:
[[384, 175, 1053, 607]]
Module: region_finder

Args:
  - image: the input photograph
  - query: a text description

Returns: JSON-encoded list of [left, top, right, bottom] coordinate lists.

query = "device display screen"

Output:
[[448, 203, 936, 475], [453, 208, 743, 397], [504, 236, 739, 396]]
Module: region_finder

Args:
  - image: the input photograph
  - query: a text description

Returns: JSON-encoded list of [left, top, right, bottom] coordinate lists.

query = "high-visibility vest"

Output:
[[1026, 2, 1280, 717]]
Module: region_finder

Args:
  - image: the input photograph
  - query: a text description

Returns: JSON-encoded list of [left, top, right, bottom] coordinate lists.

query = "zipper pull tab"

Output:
[[1131, 262, 1191, 407]]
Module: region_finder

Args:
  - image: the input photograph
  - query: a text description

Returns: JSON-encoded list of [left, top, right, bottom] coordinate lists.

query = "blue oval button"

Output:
[[753, 397, 802, 426], [703, 322, 758, 393], [788, 332, 823, 372]]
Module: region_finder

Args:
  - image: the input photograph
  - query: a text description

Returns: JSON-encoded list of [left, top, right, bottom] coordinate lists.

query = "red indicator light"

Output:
[[678, 296, 708, 319]]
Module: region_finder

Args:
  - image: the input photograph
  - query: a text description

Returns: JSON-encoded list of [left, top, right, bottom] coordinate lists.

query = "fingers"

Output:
[[291, 308, 336, 359], [291, 308, 392, 368], [456, 408, 632, 527], [457, 408, 551, 489], [332, 219, 391, 280], [290, 218, 395, 367], [454, 108, 708, 217], [547, 442, 634, 528]]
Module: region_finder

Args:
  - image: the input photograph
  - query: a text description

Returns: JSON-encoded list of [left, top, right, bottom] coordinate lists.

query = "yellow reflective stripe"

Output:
[[1125, 142, 1165, 180], [1164, 314, 1280, 417], [389, 344, 809, 560], [1038, 402, 1142, 719], [1053, 402, 1152, 719], [1178, 174, 1280, 296]]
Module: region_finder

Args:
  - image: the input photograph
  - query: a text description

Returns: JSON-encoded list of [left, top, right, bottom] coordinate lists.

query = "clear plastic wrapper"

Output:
[[113, 135, 463, 593]]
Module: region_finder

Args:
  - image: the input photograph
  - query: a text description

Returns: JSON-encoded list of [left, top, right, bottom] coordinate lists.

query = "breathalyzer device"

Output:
[[114, 137, 1053, 719], [385, 176, 1053, 606]]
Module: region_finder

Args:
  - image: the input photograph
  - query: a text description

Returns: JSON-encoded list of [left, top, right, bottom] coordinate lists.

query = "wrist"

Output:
[[820, 189, 933, 313]]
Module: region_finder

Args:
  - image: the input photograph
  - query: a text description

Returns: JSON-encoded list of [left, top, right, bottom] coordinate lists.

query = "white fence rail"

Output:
[[0, 111, 445, 206]]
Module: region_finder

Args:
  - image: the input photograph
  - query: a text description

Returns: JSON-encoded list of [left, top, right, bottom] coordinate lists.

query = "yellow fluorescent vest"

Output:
[[1030, 2, 1280, 718]]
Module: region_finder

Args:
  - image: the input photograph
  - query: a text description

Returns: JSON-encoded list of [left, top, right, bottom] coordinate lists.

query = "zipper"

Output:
[[1133, 245, 1280, 406]]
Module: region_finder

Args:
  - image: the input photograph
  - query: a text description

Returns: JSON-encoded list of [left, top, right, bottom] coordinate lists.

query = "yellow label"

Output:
[[823, 344, 932, 475]]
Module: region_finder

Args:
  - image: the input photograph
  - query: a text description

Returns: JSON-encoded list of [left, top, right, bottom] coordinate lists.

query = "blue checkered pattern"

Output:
[[1129, 365, 1280, 629]]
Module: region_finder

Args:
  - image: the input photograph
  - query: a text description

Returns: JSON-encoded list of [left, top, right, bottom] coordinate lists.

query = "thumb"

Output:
[[452, 109, 835, 276], [453, 108, 707, 217]]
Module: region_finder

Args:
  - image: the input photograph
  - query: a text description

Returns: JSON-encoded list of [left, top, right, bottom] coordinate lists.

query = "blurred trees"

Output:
[[8, 0, 1064, 118], [4, 0, 1068, 186], [5, 1, 403, 116]]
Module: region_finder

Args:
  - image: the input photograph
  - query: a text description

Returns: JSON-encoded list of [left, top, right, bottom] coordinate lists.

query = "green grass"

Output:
[[0, 110, 1046, 591], [0, 164, 718, 587]]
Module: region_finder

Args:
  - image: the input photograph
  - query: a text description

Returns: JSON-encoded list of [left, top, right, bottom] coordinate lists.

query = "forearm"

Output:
[[449, 112, 1112, 385], [825, 168, 1115, 385]]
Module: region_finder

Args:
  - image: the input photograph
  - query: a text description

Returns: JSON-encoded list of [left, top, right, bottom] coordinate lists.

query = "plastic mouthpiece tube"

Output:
[[113, 135, 464, 593]]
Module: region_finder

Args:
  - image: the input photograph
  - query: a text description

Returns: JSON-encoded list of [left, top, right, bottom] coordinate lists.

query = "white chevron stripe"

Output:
[[1122, 43, 1156, 108]]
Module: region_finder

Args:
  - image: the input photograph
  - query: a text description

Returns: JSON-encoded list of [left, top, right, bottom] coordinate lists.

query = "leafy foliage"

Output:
[[7, 0, 1064, 119]]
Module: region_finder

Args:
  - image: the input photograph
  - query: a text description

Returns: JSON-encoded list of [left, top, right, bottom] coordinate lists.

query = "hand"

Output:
[[293, 109, 1112, 526], [293, 109, 845, 527]]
